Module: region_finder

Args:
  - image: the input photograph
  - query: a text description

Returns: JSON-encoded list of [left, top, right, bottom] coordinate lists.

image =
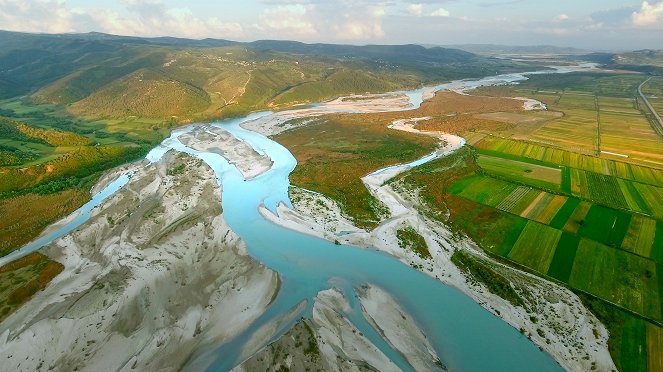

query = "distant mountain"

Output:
[[441, 44, 589, 56], [0, 30, 533, 120], [248, 40, 477, 64], [581, 49, 663, 73]]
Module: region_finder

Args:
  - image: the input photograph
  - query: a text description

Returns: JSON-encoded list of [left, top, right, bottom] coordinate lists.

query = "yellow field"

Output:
[[563, 201, 592, 234], [600, 110, 663, 166], [621, 215, 657, 257], [533, 195, 568, 224], [508, 221, 562, 274], [648, 323, 663, 372], [476, 136, 663, 185]]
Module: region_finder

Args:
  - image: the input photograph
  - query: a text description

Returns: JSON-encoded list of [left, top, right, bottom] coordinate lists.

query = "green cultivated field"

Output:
[[546, 232, 580, 282], [570, 239, 661, 321], [508, 221, 561, 274], [621, 215, 657, 258], [578, 205, 631, 248], [400, 73, 663, 371], [449, 175, 516, 207], [477, 154, 562, 190]]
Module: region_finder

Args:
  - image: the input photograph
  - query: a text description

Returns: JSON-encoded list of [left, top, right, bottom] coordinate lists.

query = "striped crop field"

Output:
[[618, 179, 653, 215], [507, 221, 562, 274], [622, 215, 658, 258], [617, 162, 663, 185], [558, 92, 597, 109], [600, 111, 663, 166], [495, 186, 539, 214], [570, 169, 629, 210], [648, 322, 663, 372], [569, 239, 662, 322], [632, 182, 663, 219], [477, 154, 562, 190], [532, 194, 568, 224], [529, 111, 598, 154], [475, 136, 663, 186], [598, 96, 640, 115], [520, 193, 568, 224]]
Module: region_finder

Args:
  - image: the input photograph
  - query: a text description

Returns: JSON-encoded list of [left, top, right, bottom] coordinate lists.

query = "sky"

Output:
[[0, 0, 662, 50]]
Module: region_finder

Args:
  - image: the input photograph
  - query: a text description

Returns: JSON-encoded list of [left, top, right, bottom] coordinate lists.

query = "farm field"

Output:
[[447, 149, 663, 318], [399, 145, 663, 371], [507, 221, 561, 273], [476, 154, 562, 190], [402, 75, 663, 370], [622, 215, 658, 258], [648, 322, 663, 372], [476, 73, 663, 168], [569, 239, 661, 321], [273, 72, 663, 371]]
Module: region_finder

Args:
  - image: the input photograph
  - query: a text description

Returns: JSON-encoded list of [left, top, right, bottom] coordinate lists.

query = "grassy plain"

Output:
[[276, 113, 437, 228], [0, 189, 90, 257]]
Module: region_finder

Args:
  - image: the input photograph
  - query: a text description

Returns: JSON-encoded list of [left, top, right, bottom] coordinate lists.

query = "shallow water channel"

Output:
[[3, 66, 597, 370]]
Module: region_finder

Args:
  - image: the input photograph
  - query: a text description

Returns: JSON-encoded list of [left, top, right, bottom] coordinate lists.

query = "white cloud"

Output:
[[331, 4, 386, 40], [407, 4, 423, 17], [0, 0, 74, 33], [430, 8, 450, 17], [258, 4, 316, 37], [84, 0, 245, 39], [553, 13, 569, 22], [632, 1, 663, 27]]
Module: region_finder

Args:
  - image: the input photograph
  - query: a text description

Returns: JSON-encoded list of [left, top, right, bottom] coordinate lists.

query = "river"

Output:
[[1, 65, 598, 370]]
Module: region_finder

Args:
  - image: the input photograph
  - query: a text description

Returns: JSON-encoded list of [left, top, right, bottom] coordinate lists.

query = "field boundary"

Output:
[[639, 77, 663, 137]]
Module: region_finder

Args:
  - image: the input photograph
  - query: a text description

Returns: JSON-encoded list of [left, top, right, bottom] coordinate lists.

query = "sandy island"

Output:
[[0, 150, 279, 371]]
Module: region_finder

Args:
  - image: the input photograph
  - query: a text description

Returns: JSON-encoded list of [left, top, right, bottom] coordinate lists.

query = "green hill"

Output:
[[70, 68, 211, 119], [0, 30, 537, 123], [582, 50, 663, 73]]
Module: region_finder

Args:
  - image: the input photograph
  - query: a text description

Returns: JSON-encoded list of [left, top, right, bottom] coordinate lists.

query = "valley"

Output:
[[0, 29, 662, 372]]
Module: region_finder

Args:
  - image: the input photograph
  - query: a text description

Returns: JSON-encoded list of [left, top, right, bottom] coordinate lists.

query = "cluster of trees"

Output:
[[0, 144, 38, 166]]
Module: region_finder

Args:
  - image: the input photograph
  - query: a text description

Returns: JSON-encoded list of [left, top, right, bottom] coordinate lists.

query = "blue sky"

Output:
[[0, 0, 662, 50]]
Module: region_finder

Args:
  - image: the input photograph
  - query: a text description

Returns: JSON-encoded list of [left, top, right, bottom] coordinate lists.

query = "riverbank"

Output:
[[0, 150, 279, 371], [240, 93, 413, 136], [235, 285, 444, 371], [261, 113, 615, 371]]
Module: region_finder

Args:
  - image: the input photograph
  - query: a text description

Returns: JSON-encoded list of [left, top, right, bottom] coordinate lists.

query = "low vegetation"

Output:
[[0, 188, 90, 257], [275, 113, 437, 229], [451, 250, 525, 308], [0, 253, 64, 322], [396, 227, 430, 258]]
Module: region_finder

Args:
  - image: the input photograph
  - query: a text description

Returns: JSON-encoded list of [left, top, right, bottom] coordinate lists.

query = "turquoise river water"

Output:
[[1, 66, 599, 371]]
